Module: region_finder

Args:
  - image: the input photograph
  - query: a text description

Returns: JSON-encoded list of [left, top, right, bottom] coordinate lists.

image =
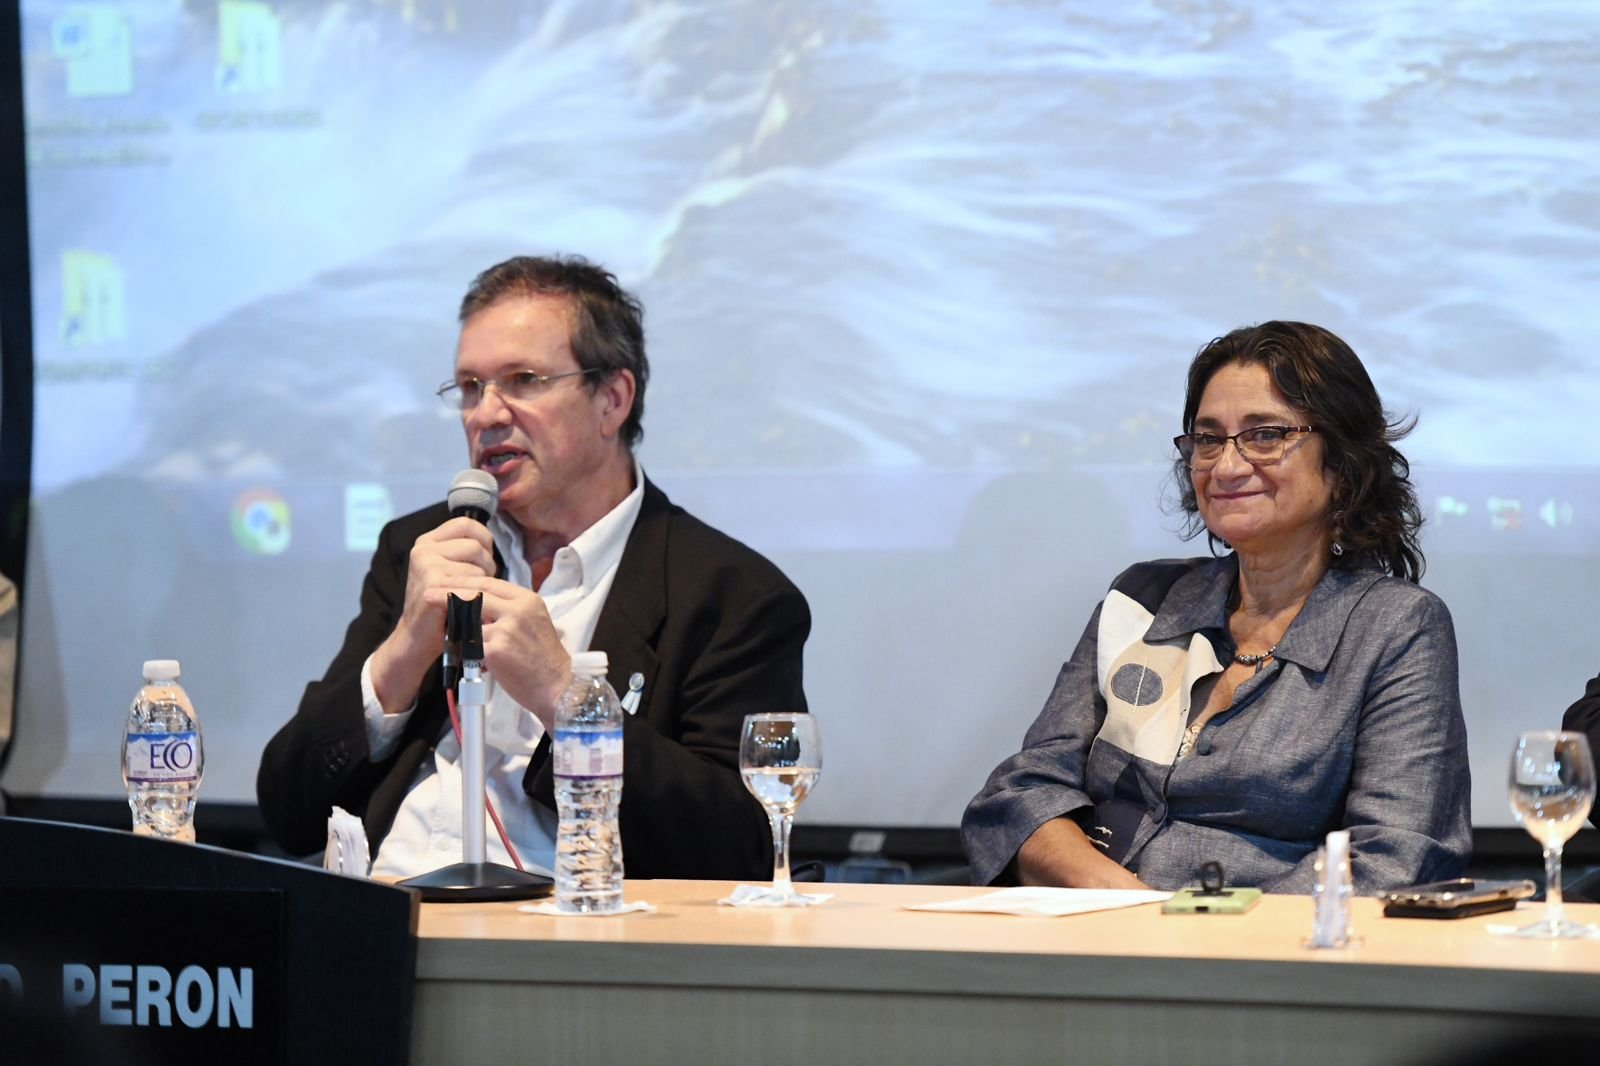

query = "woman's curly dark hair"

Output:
[[1172, 321, 1425, 582]]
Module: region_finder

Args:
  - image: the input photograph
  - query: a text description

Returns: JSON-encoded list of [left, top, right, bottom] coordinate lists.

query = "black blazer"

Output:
[[256, 478, 810, 879], [1563, 674, 1600, 828]]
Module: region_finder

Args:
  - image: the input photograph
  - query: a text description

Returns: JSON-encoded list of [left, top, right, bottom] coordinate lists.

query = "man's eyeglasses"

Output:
[[1174, 425, 1317, 469], [436, 368, 602, 412]]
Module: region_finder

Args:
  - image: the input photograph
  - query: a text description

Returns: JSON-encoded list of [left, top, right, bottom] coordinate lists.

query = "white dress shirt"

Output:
[[365, 467, 644, 878]]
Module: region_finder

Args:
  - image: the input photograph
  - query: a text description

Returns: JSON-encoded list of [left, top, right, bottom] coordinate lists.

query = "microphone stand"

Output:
[[398, 594, 552, 902]]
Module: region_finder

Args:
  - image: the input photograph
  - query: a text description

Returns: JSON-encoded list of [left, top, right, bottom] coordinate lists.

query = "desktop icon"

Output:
[[1435, 495, 1470, 519], [50, 4, 133, 98], [59, 251, 126, 346], [1487, 497, 1523, 533], [344, 483, 394, 553], [216, 1, 283, 94], [231, 488, 292, 555], [1538, 499, 1574, 529]]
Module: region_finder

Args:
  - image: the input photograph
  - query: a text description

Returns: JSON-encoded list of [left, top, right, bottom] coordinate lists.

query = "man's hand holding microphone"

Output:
[[369, 471, 571, 727]]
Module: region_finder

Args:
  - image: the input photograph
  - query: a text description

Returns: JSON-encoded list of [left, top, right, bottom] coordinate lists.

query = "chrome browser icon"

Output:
[[231, 488, 291, 555]]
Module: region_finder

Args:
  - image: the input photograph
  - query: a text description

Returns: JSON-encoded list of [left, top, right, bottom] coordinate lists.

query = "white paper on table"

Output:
[[902, 886, 1172, 917]]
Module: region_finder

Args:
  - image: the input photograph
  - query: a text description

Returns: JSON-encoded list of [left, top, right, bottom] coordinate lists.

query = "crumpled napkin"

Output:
[[718, 884, 834, 907], [903, 886, 1171, 917], [323, 806, 371, 878], [518, 899, 657, 916]]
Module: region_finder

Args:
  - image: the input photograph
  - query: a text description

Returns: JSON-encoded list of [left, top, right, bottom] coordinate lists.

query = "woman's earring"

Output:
[[1330, 541, 1345, 557]]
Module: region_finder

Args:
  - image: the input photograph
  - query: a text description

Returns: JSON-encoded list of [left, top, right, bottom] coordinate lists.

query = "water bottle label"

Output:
[[552, 729, 623, 778], [125, 732, 201, 783]]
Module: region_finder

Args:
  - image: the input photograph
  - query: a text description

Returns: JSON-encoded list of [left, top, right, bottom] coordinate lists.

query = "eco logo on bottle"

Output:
[[231, 488, 292, 555], [125, 732, 202, 784]]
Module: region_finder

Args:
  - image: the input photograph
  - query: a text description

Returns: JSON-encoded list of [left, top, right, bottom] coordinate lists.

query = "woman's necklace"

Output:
[[1232, 645, 1278, 673]]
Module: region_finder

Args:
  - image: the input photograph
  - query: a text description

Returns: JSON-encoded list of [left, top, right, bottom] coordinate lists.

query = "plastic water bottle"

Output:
[[120, 659, 204, 842], [553, 651, 624, 913]]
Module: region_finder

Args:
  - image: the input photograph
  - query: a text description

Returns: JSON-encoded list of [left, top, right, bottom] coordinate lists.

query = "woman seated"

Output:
[[962, 322, 1471, 893]]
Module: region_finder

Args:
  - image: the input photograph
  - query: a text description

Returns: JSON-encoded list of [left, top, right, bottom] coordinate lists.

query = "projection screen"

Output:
[[9, 0, 1600, 832]]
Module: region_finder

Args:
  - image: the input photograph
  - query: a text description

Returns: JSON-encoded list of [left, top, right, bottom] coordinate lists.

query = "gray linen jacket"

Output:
[[962, 556, 1472, 893]]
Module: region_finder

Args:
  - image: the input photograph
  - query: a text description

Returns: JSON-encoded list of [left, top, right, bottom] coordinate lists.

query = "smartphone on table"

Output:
[[1381, 878, 1536, 919], [1161, 886, 1263, 915]]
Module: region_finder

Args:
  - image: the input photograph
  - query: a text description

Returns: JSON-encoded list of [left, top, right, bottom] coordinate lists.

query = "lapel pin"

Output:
[[621, 672, 645, 715]]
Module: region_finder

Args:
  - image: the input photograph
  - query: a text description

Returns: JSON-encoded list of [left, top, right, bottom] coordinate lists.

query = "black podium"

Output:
[[0, 816, 418, 1066]]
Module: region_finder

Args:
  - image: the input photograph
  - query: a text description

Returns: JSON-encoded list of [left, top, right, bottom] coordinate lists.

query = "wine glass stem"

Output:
[[768, 808, 795, 896], [1543, 843, 1565, 930]]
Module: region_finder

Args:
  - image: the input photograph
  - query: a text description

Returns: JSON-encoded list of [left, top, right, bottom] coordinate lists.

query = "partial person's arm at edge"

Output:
[[1561, 671, 1600, 828]]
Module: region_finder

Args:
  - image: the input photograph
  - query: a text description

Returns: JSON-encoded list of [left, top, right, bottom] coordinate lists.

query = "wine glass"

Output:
[[740, 713, 822, 900], [1507, 730, 1596, 938]]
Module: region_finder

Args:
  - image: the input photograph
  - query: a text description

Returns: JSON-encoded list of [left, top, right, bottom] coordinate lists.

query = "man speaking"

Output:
[[257, 255, 810, 880]]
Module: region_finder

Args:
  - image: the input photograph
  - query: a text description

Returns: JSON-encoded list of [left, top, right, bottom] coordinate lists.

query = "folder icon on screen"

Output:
[[59, 251, 126, 346], [216, 1, 283, 94], [50, 5, 133, 98]]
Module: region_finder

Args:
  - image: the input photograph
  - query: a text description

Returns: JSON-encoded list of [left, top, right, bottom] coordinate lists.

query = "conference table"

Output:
[[411, 880, 1600, 1064]]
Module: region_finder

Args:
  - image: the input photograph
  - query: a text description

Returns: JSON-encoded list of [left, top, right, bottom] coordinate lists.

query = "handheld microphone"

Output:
[[443, 470, 498, 689], [448, 469, 498, 524]]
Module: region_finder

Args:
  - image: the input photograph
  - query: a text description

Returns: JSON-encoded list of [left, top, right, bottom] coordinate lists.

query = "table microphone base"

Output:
[[398, 861, 553, 903]]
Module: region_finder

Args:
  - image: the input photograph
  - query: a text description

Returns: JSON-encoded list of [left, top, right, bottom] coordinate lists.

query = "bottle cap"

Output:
[[142, 659, 181, 681], [570, 651, 609, 676]]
